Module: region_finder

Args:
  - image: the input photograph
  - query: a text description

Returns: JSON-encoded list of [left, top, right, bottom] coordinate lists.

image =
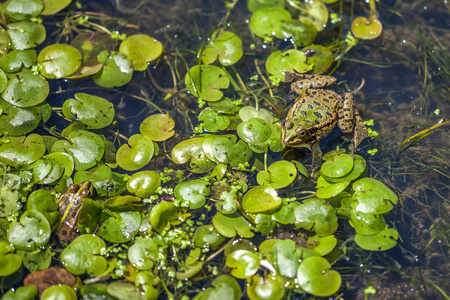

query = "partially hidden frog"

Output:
[[280, 73, 368, 167], [57, 181, 94, 244]]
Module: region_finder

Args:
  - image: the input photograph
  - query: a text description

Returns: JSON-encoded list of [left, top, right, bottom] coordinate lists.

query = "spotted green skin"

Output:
[[281, 74, 368, 166]]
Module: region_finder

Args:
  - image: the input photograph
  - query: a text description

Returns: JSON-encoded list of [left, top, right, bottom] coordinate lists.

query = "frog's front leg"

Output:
[[338, 93, 368, 148], [289, 74, 337, 95], [311, 142, 323, 175]]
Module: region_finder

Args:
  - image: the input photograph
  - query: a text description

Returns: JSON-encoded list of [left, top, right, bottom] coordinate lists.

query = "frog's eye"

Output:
[[297, 130, 306, 136]]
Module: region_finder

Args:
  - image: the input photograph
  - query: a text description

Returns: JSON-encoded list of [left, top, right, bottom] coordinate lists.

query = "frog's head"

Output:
[[280, 120, 314, 149]]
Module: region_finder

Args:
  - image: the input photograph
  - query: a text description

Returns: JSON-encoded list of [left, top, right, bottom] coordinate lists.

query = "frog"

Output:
[[56, 181, 94, 245], [280, 73, 368, 168]]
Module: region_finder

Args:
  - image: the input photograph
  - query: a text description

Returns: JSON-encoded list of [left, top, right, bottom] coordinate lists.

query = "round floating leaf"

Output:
[[2, 285, 37, 300], [322, 154, 366, 183], [351, 16, 383, 40], [119, 34, 163, 71], [193, 275, 241, 300], [315, 176, 350, 199], [239, 106, 274, 123], [107, 281, 147, 300], [297, 0, 329, 32], [242, 186, 282, 213], [174, 179, 210, 209], [0, 100, 41, 136], [309, 235, 338, 256], [0, 0, 43, 21], [8, 210, 51, 250], [256, 160, 297, 189], [215, 189, 239, 214], [150, 201, 178, 233], [62, 93, 115, 129], [61, 234, 107, 276], [297, 256, 341, 297], [321, 153, 354, 178], [302, 44, 333, 74], [140, 114, 175, 141], [247, 274, 286, 300], [202, 31, 243, 66], [116, 134, 154, 171], [237, 118, 271, 144], [40, 284, 76, 300], [212, 212, 255, 238], [27, 189, 60, 231], [226, 250, 260, 279], [193, 225, 225, 250], [38, 44, 82, 79], [247, 0, 284, 12], [202, 135, 251, 165], [249, 8, 291, 39], [52, 130, 105, 171], [350, 210, 386, 236], [126, 171, 161, 198], [353, 178, 398, 214], [93, 51, 133, 88], [0, 134, 45, 168], [266, 49, 313, 81], [185, 64, 230, 102], [280, 20, 317, 46], [17, 247, 52, 272], [77, 198, 103, 234], [99, 211, 141, 243], [2, 69, 49, 107], [198, 108, 230, 132], [171, 138, 215, 173], [0, 49, 37, 73], [0, 173, 22, 217], [7, 21, 46, 50], [41, 0, 72, 15], [0, 241, 22, 276], [128, 238, 158, 270], [0, 69, 7, 92], [354, 226, 399, 251], [272, 239, 301, 278], [293, 198, 338, 236]]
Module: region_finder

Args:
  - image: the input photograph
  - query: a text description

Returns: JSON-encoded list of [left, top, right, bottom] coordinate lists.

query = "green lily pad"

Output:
[[237, 118, 271, 144], [202, 31, 243, 66], [61, 234, 107, 276], [297, 0, 329, 32], [128, 238, 158, 270], [350, 210, 386, 236], [0, 49, 37, 73], [239, 106, 274, 124], [174, 179, 210, 209], [280, 20, 317, 46], [309, 235, 338, 256], [193, 225, 225, 250], [185, 64, 230, 102], [351, 16, 383, 40], [322, 154, 366, 183], [52, 130, 105, 171], [126, 170, 161, 198], [93, 51, 134, 88], [297, 256, 341, 296], [266, 49, 313, 81], [249, 8, 291, 39], [0, 134, 45, 168], [40, 284, 76, 300], [77, 198, 103, 234], [80, 283, 115, 300], [202, 135, 252, 166], [140, 114, 175, 141], [353, 178, 398, 214], [212, 212, 255, 238], [27, 189, 60, 231], [116, 134, 154, 171], [354, 226, 399, 251], [256, 160, 297, 189], [150, 201, 178, 233], [73, 164, 126, 197], [0, 69, 7, 93], [171, 138, 215, 173], [193, 275, 241, 300], [198, 108, 230, 132], [0, 100, 42, 136], [272, 239, 302, 278], [99, 211, 141, 243], [242, 186, 282, 213], [119, 34, 163, 71], [315, 176, 350, 199], [7, 21, 46, 50], [8, 210, 51, 250], [41, 0, 72, 15], [17, 247, 52, 272], [107, 281, 147, 300], [247, 274, 286, 300], [247, 0, 284, 12], [0, 0, 43, 21], [38, 44, 82, 78], [321, 153, 354, 178], [0, 241, 22, 276], [226, 250, 260, 279], [0, 173, 22, 217], [302, 44, 334, 74], [2, 69, 49, 107], [215, 189, 239, 214], [62, 93, 115, 129], [2, 285, 38, 300], [293, 198, 338, 236]]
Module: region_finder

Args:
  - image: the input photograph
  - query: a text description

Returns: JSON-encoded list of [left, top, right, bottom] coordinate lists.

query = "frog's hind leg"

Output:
[[311, 142, 323, 175], [290, 74, 337, 95], [338, 93, 368, 149]]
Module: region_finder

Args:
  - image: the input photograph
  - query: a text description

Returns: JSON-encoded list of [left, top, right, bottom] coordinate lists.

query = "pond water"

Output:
[[0, 0, 448, 299]]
